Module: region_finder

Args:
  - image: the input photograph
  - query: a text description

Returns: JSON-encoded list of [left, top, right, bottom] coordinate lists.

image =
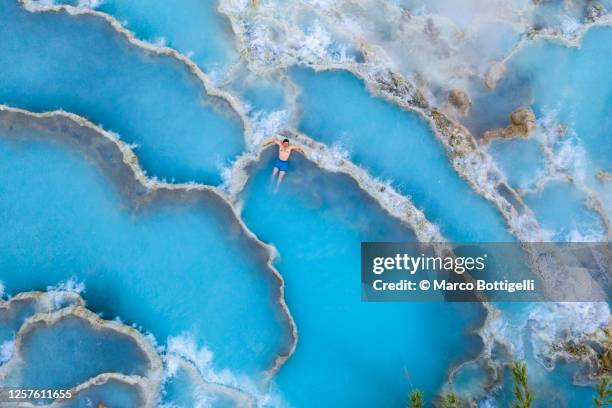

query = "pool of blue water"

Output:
[[234, 71, 290, 117], [511, 28, 612, 173], [468, 26, 612, 222], [0, 119, 288, 377], [0, 0, 244, 185], [2, 314, 150, 389], [524, 181, 605, 241], [46, 0, 293, 129], [486, 137, 547, 190], [0, 293, 81, 345], [0, 1, 606, 405], [94, 0, 238, 77], [161, 365, 198, 407], [286, 66, 597, 407], [162, 366, 236, 408], [0, 299, 38, 347], [241, 151, 485, 406], [291, 68, 514, 243]]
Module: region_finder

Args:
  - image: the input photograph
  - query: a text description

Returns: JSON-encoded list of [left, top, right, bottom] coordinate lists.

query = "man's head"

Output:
[[282, 138, 290, 147]]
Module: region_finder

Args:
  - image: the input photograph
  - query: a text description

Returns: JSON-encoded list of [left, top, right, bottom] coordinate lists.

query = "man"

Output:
[[262, 137, 306, 191]]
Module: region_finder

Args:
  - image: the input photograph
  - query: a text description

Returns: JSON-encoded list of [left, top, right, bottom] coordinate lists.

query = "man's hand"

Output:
[[293, 145, 307, 157], [262, 137, 279, 148]]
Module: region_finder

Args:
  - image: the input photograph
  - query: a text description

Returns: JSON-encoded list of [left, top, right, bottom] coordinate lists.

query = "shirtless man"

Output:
[[262, 137, 306, 190]]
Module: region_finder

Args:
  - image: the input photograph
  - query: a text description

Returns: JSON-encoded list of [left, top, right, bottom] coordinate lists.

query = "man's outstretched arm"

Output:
[[262, 137, 280, 147], [292, 145, 307, 157]]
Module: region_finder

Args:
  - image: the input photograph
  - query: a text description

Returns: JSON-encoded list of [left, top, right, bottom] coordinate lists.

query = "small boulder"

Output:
[[597, 170, 612, 183], [484, 61, 507, 90], [448, 89, 471, 115], [509, 106, 537, 135], [587, 3, 607, 22], [483, 106, 537, 142]]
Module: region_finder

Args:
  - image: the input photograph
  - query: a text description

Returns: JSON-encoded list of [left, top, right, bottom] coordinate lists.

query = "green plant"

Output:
[[510, 361, 533, 408], [440, 392, 459, 408], [409, 389, 423, 408], [593, 376, 612, 408]]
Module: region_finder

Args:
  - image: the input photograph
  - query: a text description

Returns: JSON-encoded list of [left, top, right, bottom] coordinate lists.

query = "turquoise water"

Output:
[[241, 152, 484, 406], [465, 75, 533, 140], [469, 26, 612, 221], [484, 302, 598, 407], [53, 0, 237, 76], [509, 27, 612, 222], [287, 53, 605, 407], [55, 378, 144, 408], [0, 1, 607, 405], [2, 314, 149, 389], [524, 182, 605, 241], [0, 120, 289, 377], [48, 0, 294, 135], [229, 67, 291, 140], [95, 0, 237, 77], [161, 366, 238, 408], [0, 293, 81, 346], [232, 69, 290, 122], [291, 68, 514, 242], [50, 0, 293, 130], [0, 0, 244, 185], [506, 27, 612, 172], [0, 299, 38, 347], [161, 365, 199, 407], [487, 137, 546, 190]]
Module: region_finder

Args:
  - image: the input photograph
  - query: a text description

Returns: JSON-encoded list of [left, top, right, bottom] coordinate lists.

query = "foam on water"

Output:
[[228, 68, 294, 145], [0, 341, 14, 367], [486, 137, 547, 191], [230, 71, 293, 146], [0, 300, 43, 350], [0, 111, 291, 378], [240, 151, 484, 406], [161, 360, 206, 408], [0, 0, 244, 185], [524, 182, 606, 242], [161, 354, 257, 408]]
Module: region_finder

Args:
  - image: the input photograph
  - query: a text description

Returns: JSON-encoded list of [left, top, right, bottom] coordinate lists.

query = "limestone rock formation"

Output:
[[587, 3, 607, 22], [447, 89, 471, 115], [597, 170, 612, 183], [484, 61, 507, 90], [482, 106, 537, 142]]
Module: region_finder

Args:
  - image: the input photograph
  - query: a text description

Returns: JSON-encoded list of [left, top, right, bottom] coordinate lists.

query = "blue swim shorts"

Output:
[[275, 158, 288, 172]]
